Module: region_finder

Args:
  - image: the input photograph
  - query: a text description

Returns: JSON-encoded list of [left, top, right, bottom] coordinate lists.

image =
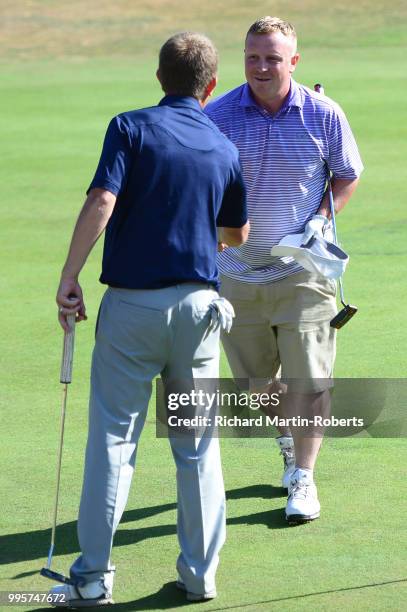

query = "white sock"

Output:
[[295, 467, 313, 482], [276, 435, 293, 448]]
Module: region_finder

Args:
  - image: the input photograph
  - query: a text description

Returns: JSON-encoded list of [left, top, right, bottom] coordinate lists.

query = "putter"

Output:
[[327, 179, 358, 328], [40, 312, 76, 585], [314, 83, 358, 329]]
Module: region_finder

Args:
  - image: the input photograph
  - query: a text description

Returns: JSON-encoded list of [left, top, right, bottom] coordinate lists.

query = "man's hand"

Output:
[[302, 214, 329, 246], [56, 277, 87, 332], [217, 241, 229, 252]]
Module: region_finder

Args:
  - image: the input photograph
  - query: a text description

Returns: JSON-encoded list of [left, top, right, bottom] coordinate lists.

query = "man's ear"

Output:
[[201, 76, 217, 105], [290, 53, 300, 74], [206, 76, 217, 97]]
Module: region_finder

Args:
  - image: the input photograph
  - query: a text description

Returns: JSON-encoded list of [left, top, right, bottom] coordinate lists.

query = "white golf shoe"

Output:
[[48, 578, 114, 608], [285, 468, 320, 524], [275, 436, 296, 489]]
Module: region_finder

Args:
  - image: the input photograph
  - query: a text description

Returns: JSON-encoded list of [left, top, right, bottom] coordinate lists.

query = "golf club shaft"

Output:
[[315, 83, 357, 328], [48, 385, 69, 566], [47, 314, 76, 568], [318, 80, 348, 307], [327, 170, 346, 306]]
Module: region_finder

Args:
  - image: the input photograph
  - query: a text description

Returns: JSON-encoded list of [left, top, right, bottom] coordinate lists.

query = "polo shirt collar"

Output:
[[239, 79, 303, 112], [159, 95, 202, 111]]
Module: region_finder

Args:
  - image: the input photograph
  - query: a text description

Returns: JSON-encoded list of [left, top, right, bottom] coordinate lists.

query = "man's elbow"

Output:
[[240, 220, 250, 244], [86, 188, 117, 215], [222, 221, 250, 246]]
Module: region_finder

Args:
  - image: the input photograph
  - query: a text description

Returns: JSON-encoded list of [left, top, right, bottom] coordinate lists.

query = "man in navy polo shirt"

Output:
[[53, 32, 249, 606], [206, 17, 363, 524]]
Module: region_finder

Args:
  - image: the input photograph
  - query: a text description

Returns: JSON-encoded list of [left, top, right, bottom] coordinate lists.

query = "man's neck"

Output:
[[251, 83, 291, 116]]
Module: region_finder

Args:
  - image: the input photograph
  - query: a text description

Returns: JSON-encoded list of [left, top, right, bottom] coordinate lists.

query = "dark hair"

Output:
[[158, 32, 218, 99]]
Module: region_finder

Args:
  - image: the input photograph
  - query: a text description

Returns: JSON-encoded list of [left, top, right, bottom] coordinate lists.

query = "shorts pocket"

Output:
[[98, 299, 167, 350]]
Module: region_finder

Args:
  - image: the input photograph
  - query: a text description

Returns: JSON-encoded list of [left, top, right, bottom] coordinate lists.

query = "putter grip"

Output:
[[60, 314, 76, 383]]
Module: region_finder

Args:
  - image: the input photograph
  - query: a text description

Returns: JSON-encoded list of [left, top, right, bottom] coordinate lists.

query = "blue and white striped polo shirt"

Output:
[[206, 79, 363, 283]]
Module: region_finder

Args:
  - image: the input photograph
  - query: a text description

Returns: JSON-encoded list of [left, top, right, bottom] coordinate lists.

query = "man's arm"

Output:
[[317, 177, 360, 218], [56, 188, 116, 331], [216, 152, 249, 250], [217, 222, 250, 251]]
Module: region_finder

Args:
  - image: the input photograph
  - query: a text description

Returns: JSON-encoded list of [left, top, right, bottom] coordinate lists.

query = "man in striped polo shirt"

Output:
[[206, 16, 363, 523]]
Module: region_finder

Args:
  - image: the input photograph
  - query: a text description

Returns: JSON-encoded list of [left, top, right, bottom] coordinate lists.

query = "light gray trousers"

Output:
[[70, 285, 226, 595]]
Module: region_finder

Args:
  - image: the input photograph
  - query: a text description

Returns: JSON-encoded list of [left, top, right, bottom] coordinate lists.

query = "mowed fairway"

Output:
[[1, 1, 406, 610]]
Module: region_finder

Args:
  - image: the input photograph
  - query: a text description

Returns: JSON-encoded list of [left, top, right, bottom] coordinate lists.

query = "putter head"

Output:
[[40, 567, 74, 585], [330, 304, 358, 329]]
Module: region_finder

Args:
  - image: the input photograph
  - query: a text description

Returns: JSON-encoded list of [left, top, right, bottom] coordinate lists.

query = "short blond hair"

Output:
[[159, 32, 218, 99], [246, 16, 297, 41]]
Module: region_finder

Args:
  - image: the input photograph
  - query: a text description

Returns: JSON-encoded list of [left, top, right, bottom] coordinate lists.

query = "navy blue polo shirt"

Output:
[[88, 96, 247, 290]]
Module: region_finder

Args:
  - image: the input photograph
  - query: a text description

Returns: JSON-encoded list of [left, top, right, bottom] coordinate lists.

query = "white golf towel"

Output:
[[271, 233, 349, 280]]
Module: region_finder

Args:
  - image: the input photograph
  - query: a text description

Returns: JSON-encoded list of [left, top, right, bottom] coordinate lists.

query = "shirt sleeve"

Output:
[[87, 115, 136, 195], [216, 154, 248, 228], [326, 106, 364, 179]]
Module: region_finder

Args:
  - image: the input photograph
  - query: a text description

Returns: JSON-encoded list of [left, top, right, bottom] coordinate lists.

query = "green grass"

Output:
[[1, 1, 407, 610]]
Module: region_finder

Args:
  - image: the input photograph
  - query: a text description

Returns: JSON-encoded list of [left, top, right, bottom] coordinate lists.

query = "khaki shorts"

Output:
[[220, 271, 337, 391]]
